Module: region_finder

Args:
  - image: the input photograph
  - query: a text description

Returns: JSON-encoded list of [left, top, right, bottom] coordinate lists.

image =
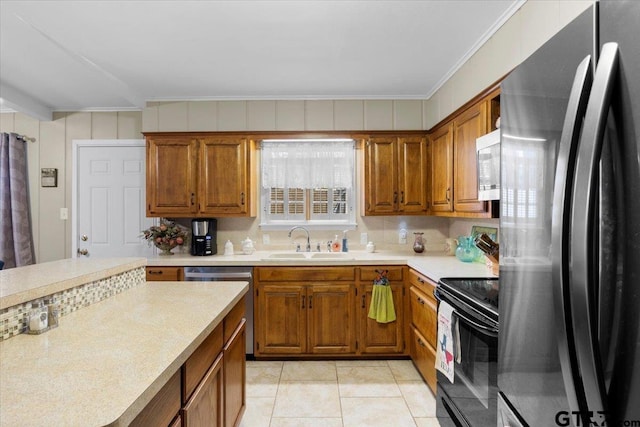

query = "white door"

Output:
[[73, 140, 155, 258]]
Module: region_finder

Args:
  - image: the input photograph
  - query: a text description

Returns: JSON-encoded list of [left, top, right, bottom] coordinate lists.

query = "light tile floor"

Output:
[[240, 359, 441, 427]]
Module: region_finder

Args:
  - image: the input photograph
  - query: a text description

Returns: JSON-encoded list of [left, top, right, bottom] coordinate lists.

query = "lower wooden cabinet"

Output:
[[183, 353, 224, 427], [146, 266, 183, 281], [254, 266, 405, 358], [224, 319, 246, 427], [358, 267, 405, 355], [408, 268, 438, 394]]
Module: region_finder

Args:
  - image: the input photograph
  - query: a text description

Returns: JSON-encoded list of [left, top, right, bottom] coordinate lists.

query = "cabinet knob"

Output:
[[393, 192, 398, 204], [446, 188, 451, 202], [190, 193, 195, 206]]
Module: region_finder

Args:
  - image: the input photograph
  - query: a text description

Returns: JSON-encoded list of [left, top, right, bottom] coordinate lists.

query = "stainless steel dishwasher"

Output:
[[183, 266, 253, 355]]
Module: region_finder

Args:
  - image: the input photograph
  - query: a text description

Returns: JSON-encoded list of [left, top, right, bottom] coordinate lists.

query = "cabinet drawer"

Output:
[[410, 325, 437, 395], [257, 267, 355, 282], [146, 266, 183, 281], [410, 286, 437, 349], [359, 266, 404, 282], [182, 324, 223, 404], [224, 297, 246, 343], [408, 269, 436, 301], [130, 369, 181, 427]]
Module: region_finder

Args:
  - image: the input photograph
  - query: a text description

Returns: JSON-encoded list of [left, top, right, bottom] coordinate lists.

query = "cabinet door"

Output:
[[182, 353, 224, 427], [453, 102, 489, 213], [224, 320, 246, 427], [397, 136, 428, 213], [363, 136, 397, 214], [256, 284, 306, 354], [429, 123, 454, 213], [199, 137, 250, 216], [410, 325, 437, 395], [409, 286, 438, 349], [307, 284, 356, 354], [147, 136, 198, 216], [359, 282, 404, 354]]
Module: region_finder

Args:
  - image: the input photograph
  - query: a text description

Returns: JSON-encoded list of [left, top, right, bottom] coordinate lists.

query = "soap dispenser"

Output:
[[342, 230, 348, 252]]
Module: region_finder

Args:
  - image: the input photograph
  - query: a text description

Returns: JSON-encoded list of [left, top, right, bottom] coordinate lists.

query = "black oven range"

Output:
[[434, 277, 499, 427]]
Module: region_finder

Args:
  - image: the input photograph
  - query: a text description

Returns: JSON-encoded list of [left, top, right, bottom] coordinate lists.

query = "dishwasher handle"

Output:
[[183, 271, 252, 280]]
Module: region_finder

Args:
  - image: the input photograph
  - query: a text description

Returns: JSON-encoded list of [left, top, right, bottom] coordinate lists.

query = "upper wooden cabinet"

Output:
[[427, 87, 500, 218], [145, 133, 256, 217], [363, 134, 428, 215]]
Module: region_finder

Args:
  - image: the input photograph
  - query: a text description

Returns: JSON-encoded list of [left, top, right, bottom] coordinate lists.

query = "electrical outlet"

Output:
[[360, 232, 368, 245], [60, 208, 68, 220], [262, 234, 270, 245], [399, 228, 407, 244]]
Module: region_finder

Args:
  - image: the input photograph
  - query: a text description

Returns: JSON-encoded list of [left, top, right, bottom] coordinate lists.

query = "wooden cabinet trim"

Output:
[[182, 324, 224, 404], [257, 267, 355, 282], [130, 370, 181, 427], [182, 353, 224, 427]]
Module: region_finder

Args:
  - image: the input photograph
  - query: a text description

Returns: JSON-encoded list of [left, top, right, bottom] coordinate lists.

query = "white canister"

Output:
[[241, 237, 255, 255], [366, 242, 376, 253], [224, 240, 234, 256]]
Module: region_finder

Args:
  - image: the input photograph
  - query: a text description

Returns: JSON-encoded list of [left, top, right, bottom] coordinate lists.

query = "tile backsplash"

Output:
[[0, 267, 145, 341]]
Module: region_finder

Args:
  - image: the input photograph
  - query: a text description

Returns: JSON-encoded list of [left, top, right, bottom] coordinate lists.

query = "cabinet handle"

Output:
[[416, 296, 425, 305], [241, 192, 245, 205], [400, 191, 404, 204], [417, 277, 425, 284], [191, 193, 195, 206], [309, 296, 313, 309], [302, 296, 305, 309], [148, 270, 163, 275], [393, 192, 398, 203], [362, 295, 366, 309], [446, 188, 451, 202], [417, 337, 427, 348]]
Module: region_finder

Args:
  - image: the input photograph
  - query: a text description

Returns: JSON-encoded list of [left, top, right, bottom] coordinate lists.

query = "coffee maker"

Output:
[[191, 218, 217, 256]]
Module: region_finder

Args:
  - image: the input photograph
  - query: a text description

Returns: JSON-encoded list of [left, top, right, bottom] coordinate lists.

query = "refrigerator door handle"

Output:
[[551, 54, 593, 417], [569, 42, 620, 417]]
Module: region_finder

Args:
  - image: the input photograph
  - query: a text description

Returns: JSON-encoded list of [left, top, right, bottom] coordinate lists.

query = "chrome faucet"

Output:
[[288, 226, 311, 252]]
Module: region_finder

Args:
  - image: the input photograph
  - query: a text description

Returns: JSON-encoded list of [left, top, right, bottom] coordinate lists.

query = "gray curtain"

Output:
[[0, 132, 35, 268]]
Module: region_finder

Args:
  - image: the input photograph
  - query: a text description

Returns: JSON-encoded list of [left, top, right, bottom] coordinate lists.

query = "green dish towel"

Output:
[[368, 270, 397, 323]]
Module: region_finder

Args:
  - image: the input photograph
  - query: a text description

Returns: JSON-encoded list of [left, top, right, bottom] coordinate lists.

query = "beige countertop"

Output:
[[0, 257, 147, 310], [0, 280, 249, 427], [147, 250, 497, 281]]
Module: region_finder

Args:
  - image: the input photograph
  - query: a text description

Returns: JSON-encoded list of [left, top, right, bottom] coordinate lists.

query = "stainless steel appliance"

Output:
[[191, 218, 217, 256], [476, 128, 501, 201], [499, 1, 640, 425], [435, 277, 499, 427], [183, 266, 254, 355]]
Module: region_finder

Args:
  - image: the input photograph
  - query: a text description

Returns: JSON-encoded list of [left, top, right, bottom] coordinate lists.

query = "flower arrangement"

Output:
[[140, 219, 189, 255]]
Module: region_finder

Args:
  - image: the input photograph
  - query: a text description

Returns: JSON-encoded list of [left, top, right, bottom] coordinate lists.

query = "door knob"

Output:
[[77, 248, 89, 256]]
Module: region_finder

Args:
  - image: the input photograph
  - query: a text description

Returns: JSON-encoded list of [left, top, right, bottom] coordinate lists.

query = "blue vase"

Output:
[[455, 236, 476, 263]]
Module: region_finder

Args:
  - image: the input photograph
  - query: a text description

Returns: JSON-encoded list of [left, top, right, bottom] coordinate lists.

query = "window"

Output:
[[260, 139, 356, 229]]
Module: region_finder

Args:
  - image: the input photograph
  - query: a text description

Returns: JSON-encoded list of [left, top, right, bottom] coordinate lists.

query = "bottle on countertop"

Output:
[[342, 230, 348, 252], [331, 235, 341, 252]]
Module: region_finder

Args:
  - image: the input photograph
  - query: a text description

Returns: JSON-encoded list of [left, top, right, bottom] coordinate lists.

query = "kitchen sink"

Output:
[[262, 252, 355, 261]]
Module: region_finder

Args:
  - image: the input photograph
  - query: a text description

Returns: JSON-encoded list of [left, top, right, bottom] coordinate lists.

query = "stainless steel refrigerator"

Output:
[[498, 1, 640, 426]]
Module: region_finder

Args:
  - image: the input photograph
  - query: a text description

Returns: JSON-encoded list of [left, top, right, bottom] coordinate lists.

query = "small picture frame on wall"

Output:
[[41, 168, 58, 187], [471, 225, 498, 243]]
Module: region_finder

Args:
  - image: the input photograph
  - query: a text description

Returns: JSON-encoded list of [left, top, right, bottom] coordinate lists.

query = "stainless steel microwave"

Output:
[[476, 129, 500, 200]]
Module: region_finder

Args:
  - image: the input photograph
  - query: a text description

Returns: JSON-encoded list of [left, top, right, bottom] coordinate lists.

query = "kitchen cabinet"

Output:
[[254, 267, 357, 356], [408, 268, 438, 394], [223, 304, 246, 427], [358, 266, 406, 354], [254, 266, 406, 357], [146, 266, 183, 281], [363, 134, 428, 215], [427, 87, 500, 218], [145, 133, 256, 217], [180, 297, 246, 427]]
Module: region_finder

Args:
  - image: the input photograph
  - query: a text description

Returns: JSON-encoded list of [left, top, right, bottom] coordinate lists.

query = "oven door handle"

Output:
[[434, 289, 498, 336]]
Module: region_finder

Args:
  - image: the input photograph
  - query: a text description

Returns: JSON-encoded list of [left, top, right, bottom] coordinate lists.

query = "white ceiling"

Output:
[[0, 1, 523, 120]]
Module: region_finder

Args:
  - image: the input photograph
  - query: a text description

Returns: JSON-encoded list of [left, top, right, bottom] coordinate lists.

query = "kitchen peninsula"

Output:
[[0, 258, 249, 427]]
